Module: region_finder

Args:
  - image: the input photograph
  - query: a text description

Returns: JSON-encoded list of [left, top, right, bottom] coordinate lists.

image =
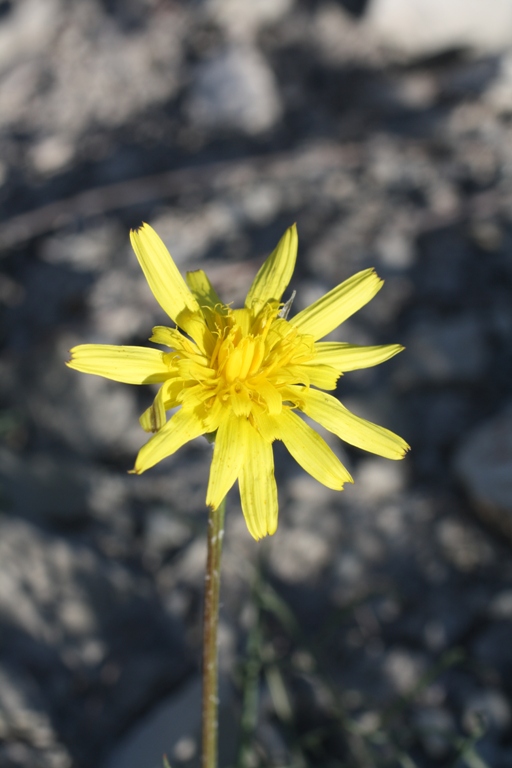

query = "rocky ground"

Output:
[[1, 1, 512, 767]]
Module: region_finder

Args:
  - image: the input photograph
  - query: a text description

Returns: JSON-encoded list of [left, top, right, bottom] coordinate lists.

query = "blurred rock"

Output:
[[29, 335, 144, 459], [0, 1, 187, 142], [463, 689, 511, 734], [268, 527, 331, 583], [39, 223, 123, 273], [486, 52, 512, 114], [0, 518, 189, 766], [0, 448, 90, 526], [472, 621, 512, 678], [312, 2, 381, 66], [353, 458, 406, 502], [148, 203, 240, 268], [367, 0, 512, 59], [28, 135, 75, 175], [205, 0, 294, 42], [397, 316, 487, 386], [454, 404, 512, 541], [376, 229, 415, 269], [186, 46, 282, 134], [414, 707, 455, 759], [489, 590, 512, 620], [0, 664, 72, 768], [384, 648, 426, 694], [0, 0, 61, 73], [88, 267, 162, 341], [104, 676, 238, 768], [105, 676, 202, 768], [436, 517, 493, 571]]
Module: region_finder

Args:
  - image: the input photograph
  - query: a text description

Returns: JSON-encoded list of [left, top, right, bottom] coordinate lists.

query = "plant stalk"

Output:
[[202, 495, 226, 768]]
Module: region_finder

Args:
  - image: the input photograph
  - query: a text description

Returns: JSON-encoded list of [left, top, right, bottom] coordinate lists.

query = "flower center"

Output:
[[219, 335, 266, 384]]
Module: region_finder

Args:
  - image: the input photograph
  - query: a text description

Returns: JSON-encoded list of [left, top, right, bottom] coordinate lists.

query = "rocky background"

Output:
[[1, 1, 512, 766]]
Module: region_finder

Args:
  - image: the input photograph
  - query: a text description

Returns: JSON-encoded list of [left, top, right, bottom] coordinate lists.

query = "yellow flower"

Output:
[[67, 223, 409, 540]]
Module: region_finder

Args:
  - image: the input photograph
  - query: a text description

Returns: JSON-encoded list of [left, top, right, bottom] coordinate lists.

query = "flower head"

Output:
[[67, 224, 409, 539]]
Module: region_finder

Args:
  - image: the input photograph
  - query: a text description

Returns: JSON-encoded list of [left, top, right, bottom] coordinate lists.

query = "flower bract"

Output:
[[67, 223, 409, 540]]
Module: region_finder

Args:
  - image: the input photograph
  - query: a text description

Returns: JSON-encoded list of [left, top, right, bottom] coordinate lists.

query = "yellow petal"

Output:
[[150, 326, 183, 349], [314, 342, 404, 371], [186, 269, 223, 311], [284, 363, 340, 390], [130, 223, 200, 323], [133, 407, 205, 473], [277, 409, 353, 490], [178, 309, 214, 357], [252, 409, 280, 443], [67, 344, 170, 384], [239, 428, 278, 540], [301, 388, 409, 460], [139, 379, 179, 433], [232, 308, 252, 336], [245, 224, 298, 312], [140, 394, 166, 434], [252, 379, 282, 415], [290, 268, 383, 341], [206, 414, 249, 510]]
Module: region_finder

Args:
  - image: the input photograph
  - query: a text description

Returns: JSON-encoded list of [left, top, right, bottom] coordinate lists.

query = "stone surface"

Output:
[[366, 0, 512, 59], [0, 448, 91, 525], [205, 0, 294, 42], [186, 46, 282, 134], [398, 316, 488, 386], [0, 519, 189, 766], [454, 404, 512, 540], [105, 676, 238, 768]]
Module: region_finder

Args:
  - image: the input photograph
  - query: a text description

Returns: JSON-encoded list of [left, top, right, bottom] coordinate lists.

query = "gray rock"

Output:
[[489, 590, 512, 620], [463, 689, 511, 734], [0, 664, 72, 768], [0, 0, 186, 139], [39, 223, 123, 273], [0, 448, 90, 526], [413, 707, 455, 758], [366, 0, 512, 59], [268, 527, 332, 583], [384, 648, 426, 694], [30, 336, 144, 458], [205, 0, 294, 42], [0, 519, 189, 766], [0, 0, 61, 74], [186, 46, 282, 134], [472, 622, 512, 679], [103, 676, 238, 768], [104, 676, 202, 768], [352, 458, 406, 502], [454, 403, 512, 541], [397, 316, 488, 386], [28, 135, 75, 176]]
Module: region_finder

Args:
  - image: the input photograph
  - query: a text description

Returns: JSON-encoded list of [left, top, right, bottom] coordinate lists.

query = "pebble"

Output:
[[186, 45, 282, 134], [205, 0, 294, 42], [398, 316, 488, 386], [454, 403, 512, 541], [463, 689, 511, 734], [105, 676, 237, 768], [366, 0, 512, 59], [0, 519, 189, 765]]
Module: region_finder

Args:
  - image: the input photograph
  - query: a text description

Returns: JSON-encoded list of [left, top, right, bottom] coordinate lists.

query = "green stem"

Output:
[[202, 496, 226, 768]]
